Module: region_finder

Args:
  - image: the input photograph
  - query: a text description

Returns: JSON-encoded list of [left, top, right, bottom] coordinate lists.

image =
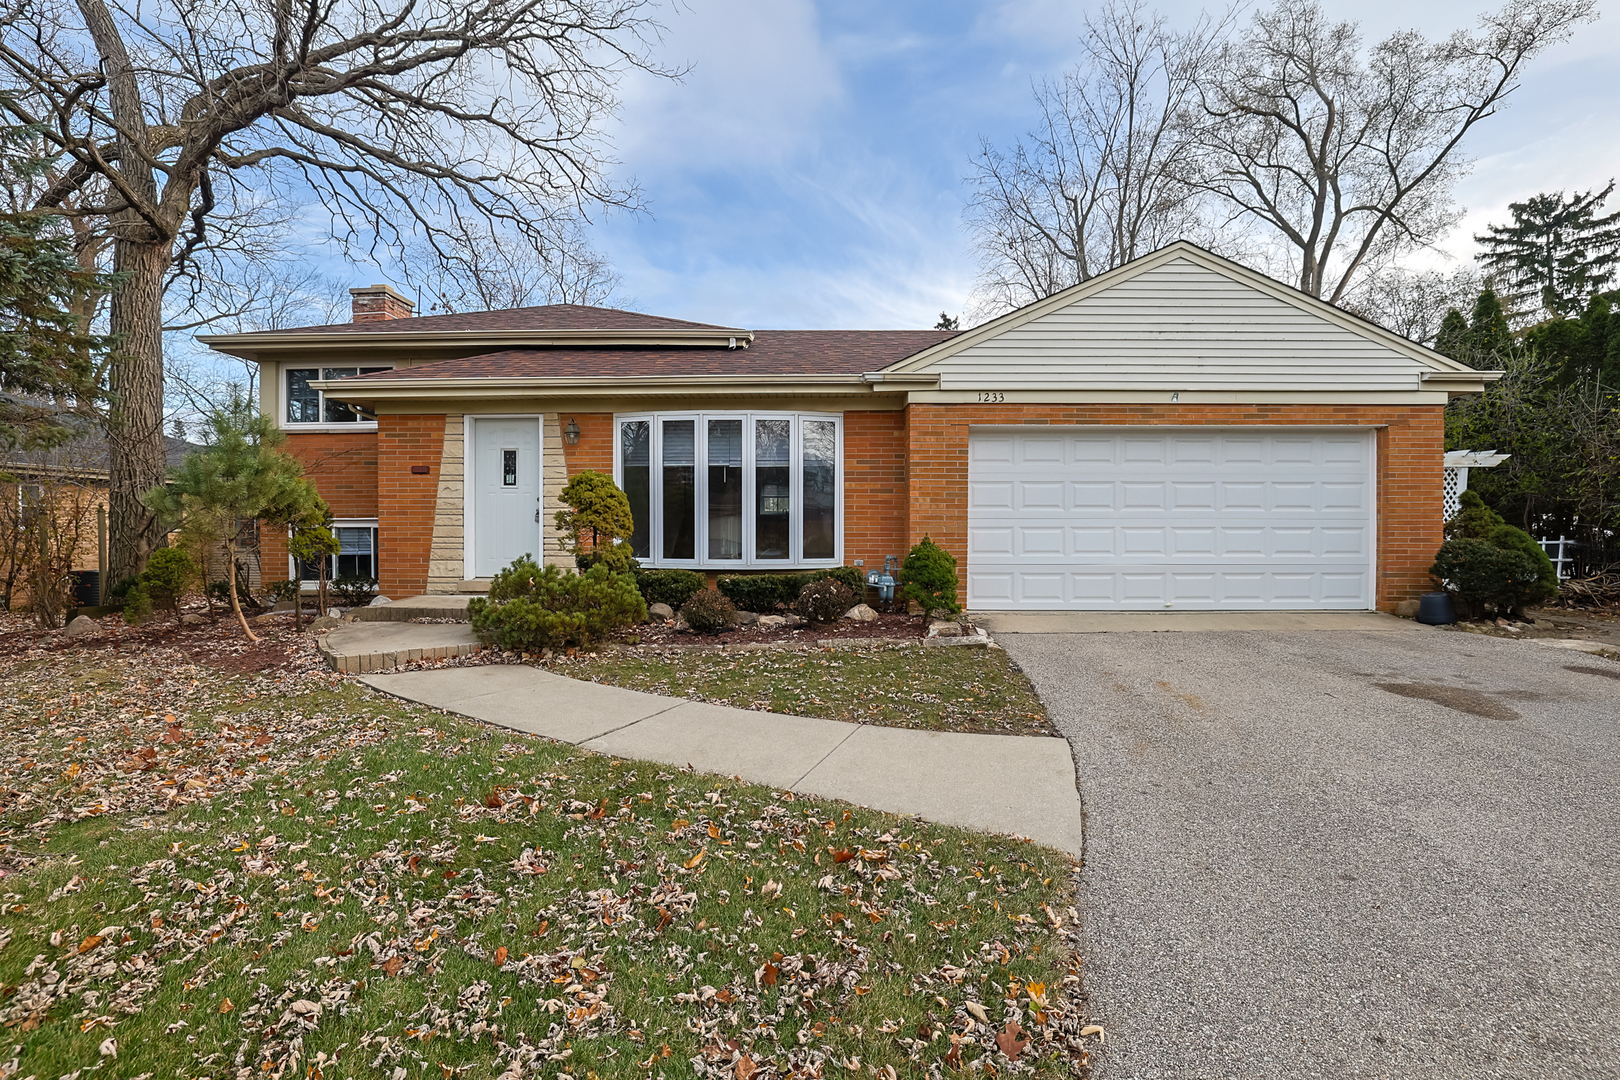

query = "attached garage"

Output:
[[966, 427, 1374, 610]]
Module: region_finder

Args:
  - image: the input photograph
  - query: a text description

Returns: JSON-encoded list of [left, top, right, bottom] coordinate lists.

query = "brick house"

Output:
[[200, 243, 1495, 612]]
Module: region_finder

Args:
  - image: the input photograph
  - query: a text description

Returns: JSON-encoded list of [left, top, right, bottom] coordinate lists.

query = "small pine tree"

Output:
[[556, 470, 636, 572], [144, 396, 324, 642]]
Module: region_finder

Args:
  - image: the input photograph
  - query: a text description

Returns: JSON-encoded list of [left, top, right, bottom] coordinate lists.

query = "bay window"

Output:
[[616, 412, 842, 567]]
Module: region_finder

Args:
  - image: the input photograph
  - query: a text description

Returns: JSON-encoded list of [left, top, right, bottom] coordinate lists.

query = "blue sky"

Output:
[[568, 0, 1619, 330]]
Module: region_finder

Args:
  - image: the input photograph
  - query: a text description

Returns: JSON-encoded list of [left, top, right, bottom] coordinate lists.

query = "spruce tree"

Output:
[[1434, 309, 1470, 361], [1476, 183, 1620, 317]]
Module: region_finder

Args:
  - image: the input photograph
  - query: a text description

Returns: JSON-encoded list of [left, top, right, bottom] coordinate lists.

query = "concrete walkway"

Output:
[[360, 663, 1084, 856]]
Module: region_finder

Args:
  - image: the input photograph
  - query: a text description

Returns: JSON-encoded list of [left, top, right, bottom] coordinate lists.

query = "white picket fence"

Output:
[[1539, 535, 1574, 580]]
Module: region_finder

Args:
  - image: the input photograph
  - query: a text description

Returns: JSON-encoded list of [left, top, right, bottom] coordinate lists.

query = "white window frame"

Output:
[[279, 362, 393, 431], [289, 518, 379, 590], [614, 411, 844, 570]]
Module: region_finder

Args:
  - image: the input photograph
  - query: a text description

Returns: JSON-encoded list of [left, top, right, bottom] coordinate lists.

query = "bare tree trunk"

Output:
[[106, 239, 171, 584], [225, 540, 258, 642]]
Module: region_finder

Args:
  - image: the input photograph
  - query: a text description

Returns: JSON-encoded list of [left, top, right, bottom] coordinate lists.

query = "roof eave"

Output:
[[198, 327, 756, 359], [311, 372, 939, 400]]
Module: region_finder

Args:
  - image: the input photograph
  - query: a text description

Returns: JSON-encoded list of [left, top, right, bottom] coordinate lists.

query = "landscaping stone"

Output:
[[369, 595, 392, 607], [180, 613, 206, 626], [647, 602, 675, 622], [757, 615, 787, 630], [784, 613, 804, 628], [928, 620, 963, 637], [733, 610, 759, 626], [309, 616, 343, 632], [1394, 599, 1421, 618], [844, 603, 878, 623], [64, 615, 100, 638]]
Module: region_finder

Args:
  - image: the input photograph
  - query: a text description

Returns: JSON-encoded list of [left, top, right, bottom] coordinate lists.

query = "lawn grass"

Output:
[[0, 649, 1091, 1079], [552, 645, 1055, 737]]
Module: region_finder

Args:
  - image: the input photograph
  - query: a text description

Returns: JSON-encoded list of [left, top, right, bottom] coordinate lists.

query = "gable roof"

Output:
[[886, 242, 1496, 393]]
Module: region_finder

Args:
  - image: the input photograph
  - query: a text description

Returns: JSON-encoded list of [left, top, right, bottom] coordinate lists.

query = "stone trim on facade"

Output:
[[426, 414, 465, 593]]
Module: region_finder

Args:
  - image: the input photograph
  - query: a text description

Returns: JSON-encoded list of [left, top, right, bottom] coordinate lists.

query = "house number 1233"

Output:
[[978, 391, 1006, 403]]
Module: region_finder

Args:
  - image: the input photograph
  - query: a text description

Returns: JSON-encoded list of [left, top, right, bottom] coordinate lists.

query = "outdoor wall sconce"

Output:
[[563, 418, 581, 445]]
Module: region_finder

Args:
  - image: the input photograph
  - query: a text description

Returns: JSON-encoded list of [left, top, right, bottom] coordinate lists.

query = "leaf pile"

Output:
[[0, 632, 1092, 1078]]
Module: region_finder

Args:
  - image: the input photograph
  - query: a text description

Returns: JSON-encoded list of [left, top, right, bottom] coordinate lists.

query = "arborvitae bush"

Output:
[[1438, 490, 1558, 611], [634, 568, 707, 610], [794, 578, 855, 625], [468, 557, 646, 651], [679, 589, 736, 634], [899, 535, 959, 616], [1431, 538, 1546, 619]]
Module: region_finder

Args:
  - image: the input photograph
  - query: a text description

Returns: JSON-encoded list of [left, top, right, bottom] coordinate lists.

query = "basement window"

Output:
[[285, 366, 392, 425], [616, 412, 842, 568]]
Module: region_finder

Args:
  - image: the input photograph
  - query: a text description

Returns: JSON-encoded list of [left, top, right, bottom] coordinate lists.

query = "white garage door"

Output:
[[967, 428, 1374, 610]]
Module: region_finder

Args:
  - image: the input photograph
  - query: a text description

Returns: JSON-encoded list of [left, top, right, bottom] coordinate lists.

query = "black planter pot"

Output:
[[1416, 592, 1457, 626]]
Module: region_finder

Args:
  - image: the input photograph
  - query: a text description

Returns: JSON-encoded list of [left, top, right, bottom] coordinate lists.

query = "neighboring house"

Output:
[[0, 397, 199, 606], [199, 242, 1496, 612]]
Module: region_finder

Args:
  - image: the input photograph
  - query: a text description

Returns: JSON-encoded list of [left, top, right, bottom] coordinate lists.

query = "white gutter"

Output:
[[198, 326, 755, 358]]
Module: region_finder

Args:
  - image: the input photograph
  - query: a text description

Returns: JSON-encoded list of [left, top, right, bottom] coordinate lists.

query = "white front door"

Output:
[[966, 428, 1375, 610], [472, 417, 541, 578]]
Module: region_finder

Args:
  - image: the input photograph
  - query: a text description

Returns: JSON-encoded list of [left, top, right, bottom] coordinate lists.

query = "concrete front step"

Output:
[[348, 595, 477, 623], [319, 622, 483, 673]]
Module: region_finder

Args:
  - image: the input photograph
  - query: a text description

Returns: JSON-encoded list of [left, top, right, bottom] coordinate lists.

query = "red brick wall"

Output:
[[376, 415, 446, 598], [561, 413, 615, 478], [265, 430, 381, 587], [903, 403, 1444, 611], [843, 410, 909, 570]]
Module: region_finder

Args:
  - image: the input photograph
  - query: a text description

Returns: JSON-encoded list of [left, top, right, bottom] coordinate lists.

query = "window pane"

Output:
[[707, 419, 743, 560], [803, 419, 837, 560], [321, 368, 360, 422], [754, 419, 791, 560], [662, 419, 695, 560], [287, 369, 319, 423], [621, 421, 651, 558]]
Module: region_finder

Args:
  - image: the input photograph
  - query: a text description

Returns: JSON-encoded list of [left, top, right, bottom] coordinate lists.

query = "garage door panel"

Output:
[[967, 429, 1374, 610], [1017, 481, 1066, 511]]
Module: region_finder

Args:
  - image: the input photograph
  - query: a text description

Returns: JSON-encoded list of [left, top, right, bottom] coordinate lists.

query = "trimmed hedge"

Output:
[[717, 566, 864, 613], [468, 557, 646, 651], [633, 568, 708, 610]]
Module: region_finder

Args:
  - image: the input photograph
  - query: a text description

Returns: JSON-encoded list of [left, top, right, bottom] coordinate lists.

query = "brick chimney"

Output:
[[350, 284, 415, 322]]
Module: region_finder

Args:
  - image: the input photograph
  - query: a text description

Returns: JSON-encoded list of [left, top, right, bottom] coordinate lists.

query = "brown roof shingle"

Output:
[[236, 303, 745, 336], [341, 330, 958, 381]]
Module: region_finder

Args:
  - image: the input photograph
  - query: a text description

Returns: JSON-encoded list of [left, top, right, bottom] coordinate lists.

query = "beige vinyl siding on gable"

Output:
[[933, 258, 1426, 393]]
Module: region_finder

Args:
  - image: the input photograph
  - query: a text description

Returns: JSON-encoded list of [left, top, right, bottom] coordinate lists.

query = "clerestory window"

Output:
[[616, 412, 841, 567]]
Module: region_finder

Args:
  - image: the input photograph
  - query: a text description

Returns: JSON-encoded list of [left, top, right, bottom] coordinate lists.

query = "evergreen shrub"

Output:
[[1430, 538, 1546, 619], [634, 568, 707, 610], [718, 567, 864, 612], [467, 557, 646, 651], [899, 535, 959, 616]]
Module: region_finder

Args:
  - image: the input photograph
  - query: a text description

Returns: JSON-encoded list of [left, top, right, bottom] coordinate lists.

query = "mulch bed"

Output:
[[0, 607, 323, 677]]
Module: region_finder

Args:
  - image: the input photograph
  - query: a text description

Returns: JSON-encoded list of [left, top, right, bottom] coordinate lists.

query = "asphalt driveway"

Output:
[[1000, 627, 1619, 1079]]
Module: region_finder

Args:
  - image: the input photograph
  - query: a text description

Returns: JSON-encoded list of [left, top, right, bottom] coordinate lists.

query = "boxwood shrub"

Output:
[[633, 568, 708, 610], [717, 566, 864, 612], [1430, 538, 1546, 619], [468, 557, 646, 651]]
